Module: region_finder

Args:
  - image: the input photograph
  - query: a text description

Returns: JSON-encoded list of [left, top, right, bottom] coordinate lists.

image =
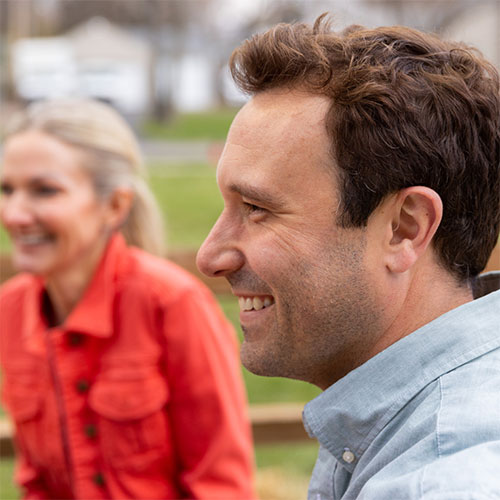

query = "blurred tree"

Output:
[[57, 0, 213, 32], [364, 0, 473, 32]]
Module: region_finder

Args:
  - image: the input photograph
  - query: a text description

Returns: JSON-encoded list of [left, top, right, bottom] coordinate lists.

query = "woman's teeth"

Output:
[[16, 234, 48, 245], [238, 296, 274, 312]]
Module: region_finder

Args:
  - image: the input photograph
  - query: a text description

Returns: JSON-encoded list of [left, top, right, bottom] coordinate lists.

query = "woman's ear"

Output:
[[385, 186, 443, 274], [106, 188, 134, 231]]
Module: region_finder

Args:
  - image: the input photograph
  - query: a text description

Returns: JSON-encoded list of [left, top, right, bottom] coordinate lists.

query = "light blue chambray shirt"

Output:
[[303, 272, 500, 500]]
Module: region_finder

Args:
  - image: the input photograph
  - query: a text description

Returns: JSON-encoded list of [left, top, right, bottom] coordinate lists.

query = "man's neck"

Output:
[[372, 266, 473, 359]]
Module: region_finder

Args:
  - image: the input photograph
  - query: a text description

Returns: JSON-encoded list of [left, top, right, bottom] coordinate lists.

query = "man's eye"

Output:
[[243, 202, 265, 214], [243, 202, 268, 222]]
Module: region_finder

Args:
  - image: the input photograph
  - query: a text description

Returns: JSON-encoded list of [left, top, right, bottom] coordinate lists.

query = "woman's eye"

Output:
[[0, 183, 13, 195], [34, 185, 60, 196]]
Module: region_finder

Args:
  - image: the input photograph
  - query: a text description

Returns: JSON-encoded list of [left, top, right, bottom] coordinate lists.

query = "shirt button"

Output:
[[75, 379, 90, 393], [342, 448, 356, 464], [93, 472, 106, 487], [84, 424, 98, 439], [67, 333, 85, 347]]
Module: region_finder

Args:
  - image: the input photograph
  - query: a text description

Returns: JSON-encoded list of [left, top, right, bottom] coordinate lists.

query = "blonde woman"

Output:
[[0, 99, 255, 500]]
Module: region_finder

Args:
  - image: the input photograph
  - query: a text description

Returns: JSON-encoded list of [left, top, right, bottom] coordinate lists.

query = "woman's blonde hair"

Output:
[[5, 98, 166, 256]]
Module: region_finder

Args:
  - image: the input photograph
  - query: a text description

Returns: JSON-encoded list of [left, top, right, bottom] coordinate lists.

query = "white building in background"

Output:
[[10, 17, 153, 118], [10, 16, 229, 117], [68, 17, 152, 116]]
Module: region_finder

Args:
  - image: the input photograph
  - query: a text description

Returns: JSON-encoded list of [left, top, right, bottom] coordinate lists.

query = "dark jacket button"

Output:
[[84, 424, 98, 439], [93, 472, 105, 487], [67, 333, 85, 347], [75, 379, 90, 393]]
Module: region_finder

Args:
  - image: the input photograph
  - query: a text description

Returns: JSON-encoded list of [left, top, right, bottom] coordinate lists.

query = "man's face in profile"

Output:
[[197, 89, 380, 388]]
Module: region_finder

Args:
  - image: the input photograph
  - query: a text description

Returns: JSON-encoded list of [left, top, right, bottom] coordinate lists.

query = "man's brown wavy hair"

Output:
[[229, 14, 500, 283]]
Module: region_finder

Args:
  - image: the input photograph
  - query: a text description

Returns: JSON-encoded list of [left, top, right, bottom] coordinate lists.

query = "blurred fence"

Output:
[[0, 403, 311, 458]]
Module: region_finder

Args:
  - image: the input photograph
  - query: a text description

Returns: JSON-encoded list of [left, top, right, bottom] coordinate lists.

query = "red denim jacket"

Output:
[[0, 234, 255, 499]]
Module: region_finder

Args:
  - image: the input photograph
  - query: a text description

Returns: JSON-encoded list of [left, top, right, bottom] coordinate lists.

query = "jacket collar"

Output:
[[303, 272, 500, 473], [63, 232, 130, 337], [24, 233, 130, 349]]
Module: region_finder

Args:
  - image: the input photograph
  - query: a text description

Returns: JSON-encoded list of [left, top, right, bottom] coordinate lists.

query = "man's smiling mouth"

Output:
[[238, 296, 275, 312]]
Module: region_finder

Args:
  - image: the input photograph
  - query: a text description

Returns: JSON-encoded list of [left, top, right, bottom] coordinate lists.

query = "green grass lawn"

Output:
[[149, 162, 223, 250], [142, 108, 239, 141], [0, 458, 18, 500], [0, 225, 9, 252]]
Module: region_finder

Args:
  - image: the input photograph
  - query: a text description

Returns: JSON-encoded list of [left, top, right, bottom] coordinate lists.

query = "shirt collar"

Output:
[[303, 272, 500, 473], [23, 233, 130, 347]]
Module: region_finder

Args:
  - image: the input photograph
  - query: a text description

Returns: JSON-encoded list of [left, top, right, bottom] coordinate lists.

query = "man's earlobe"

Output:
[[386, 187, 443, 274]]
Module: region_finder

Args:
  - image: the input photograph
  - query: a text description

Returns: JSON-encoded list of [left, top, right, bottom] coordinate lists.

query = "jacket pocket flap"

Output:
[[89, 373, 168, 421], [3, 384, 42, 422]]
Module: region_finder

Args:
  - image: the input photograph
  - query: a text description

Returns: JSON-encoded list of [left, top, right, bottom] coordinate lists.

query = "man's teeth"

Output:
[[239, 296, 274, 312]]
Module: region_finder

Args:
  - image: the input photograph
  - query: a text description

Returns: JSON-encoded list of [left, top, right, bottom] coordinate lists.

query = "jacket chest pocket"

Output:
[[88, 370, 172, 470]]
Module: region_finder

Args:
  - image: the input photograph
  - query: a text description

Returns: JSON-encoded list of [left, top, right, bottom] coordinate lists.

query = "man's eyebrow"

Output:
[[228, 182, 286, 209]]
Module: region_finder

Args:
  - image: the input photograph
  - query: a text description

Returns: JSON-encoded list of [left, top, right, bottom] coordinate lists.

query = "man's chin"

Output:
[[240, 341, 298, 379], [241, 342, 278, 377]]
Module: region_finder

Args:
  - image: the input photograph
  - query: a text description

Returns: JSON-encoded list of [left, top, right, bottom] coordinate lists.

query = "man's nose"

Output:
[[196, 216, 244, 278]]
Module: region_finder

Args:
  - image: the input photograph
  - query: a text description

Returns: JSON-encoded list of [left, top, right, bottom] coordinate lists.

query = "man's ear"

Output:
[[106, 188, 134, 231], [385, 186, 442, 274]]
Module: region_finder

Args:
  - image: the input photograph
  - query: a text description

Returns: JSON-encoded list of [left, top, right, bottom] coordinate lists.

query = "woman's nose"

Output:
[[0, 192, 34, 228]]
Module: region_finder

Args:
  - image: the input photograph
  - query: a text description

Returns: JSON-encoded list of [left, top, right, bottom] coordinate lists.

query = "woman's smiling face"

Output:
[[0, 129, 113, 282]]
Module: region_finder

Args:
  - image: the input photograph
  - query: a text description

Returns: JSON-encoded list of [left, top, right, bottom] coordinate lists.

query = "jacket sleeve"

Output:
[[161, 284, 256, 500], [12, 436, 50, 499], [0, 289, 50, 500]]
